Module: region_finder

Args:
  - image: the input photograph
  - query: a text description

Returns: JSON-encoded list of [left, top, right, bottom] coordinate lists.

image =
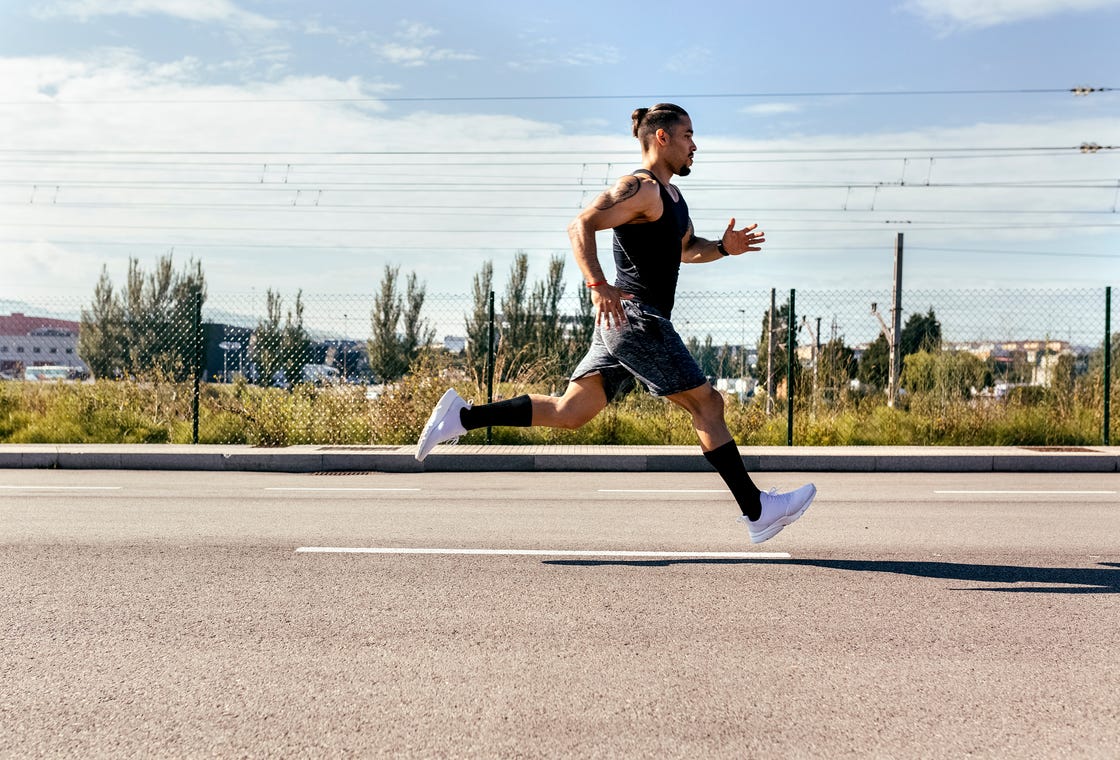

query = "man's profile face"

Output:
[[667, 116, 696, 177]]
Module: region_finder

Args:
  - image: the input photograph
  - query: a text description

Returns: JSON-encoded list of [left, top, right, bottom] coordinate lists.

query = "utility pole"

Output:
[[766, 288, 776, 414], [738, 308, 747, 395], [871, 233, 904, 408], [891, 233, 904, 407], [801, 316, 821, 408]]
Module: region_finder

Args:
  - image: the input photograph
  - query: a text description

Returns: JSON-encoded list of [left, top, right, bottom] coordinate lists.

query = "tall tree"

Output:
[[280, 290, 312, 387], [900, 308, 942, 357], [368, 266, 434, 382], [464, 260, 494, 386], [369, 266, 405, 382], [858, 333, 890, 390], [78, 267, 125, 379], [755, 298, 800, 397], [253, 289, 285, 386], [530, 254, 567, 374], [818, 337, 857, 392], [499, 252, 532, 380], [402, 272, 435, 363], [78, 254, 205, 381]]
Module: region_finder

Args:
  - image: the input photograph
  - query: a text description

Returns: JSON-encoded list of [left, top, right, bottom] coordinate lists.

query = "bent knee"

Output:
[[701, 384, 725, 411], [681, 384, 725, 419], [554, 399, 600, 429], [554, 409, 594, 430]]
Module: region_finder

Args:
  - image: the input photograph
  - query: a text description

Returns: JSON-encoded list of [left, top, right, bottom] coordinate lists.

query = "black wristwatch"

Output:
[[717, 239, 730, 256]]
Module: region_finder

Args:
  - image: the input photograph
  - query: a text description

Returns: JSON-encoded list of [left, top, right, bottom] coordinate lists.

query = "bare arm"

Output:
[[681, 217, 767, 264], [567, 175, 659, 328]]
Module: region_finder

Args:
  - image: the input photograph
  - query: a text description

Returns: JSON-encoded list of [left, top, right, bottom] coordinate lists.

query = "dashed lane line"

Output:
[[296, 546, 791, 559], [934, 490, 1116, 495], [0, 485, 122, 490], [598, 489, 724, 493], [266, 487, 421, 492]]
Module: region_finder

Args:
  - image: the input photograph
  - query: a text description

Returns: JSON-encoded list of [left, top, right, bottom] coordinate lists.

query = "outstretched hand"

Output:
[[720, 218, 766, 255]]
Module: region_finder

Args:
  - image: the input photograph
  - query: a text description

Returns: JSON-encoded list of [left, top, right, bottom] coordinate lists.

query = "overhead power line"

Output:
[[0, 149, 1087, 168], [2, 232, 1117, 252], [0, 86, 1112, 106], [0, 145, 1111, 156], [5, 200, 1116, 217]]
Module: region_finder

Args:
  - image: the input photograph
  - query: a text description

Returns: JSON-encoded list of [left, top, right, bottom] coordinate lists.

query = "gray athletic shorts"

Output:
[[570, 299, 708, 401]]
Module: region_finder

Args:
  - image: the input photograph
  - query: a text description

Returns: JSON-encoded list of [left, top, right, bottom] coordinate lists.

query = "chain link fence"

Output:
[[0, 287, 1114, 446]]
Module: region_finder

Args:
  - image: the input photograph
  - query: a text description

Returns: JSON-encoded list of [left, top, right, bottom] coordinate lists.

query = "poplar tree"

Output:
[[464, 260, 494, 386]]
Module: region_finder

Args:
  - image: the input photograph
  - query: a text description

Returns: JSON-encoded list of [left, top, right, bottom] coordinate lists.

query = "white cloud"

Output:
[[559, 43, 621, 67], [741, 102, 803, 117], [394, 21, 440, 45], [2, 50, 1116, 308], [36, 0, 280, 30], [373, 21, 479, 67], [508, 42, 621, 71], [377, 43, 479, 67], [903, 0, 1120, 29], [664, 45, 713, 74]]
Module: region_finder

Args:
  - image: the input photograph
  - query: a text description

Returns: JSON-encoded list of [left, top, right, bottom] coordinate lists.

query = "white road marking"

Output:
[[266, 487, 421, 492], [0, 485, 122, 490], [935, 490, 1116, 495], [296, 547, 790, 559], [598, 489, 724, 493]]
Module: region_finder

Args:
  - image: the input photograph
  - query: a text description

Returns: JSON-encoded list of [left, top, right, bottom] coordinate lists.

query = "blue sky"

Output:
[[1, 0, 1118, 318]]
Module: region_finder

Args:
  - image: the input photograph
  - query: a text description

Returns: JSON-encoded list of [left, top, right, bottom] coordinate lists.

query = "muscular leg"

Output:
[[528, 374, 608, 430], [666, 382, 733, 452], [460, 374, 608, 431], [668, 383, 762, 519]]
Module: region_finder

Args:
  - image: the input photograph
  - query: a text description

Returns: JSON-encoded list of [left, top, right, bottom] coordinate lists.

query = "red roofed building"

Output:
[[0, 312, 79, 336], [0, 312, 87, 377]]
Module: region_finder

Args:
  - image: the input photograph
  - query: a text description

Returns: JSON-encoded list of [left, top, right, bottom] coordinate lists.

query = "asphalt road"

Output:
[[2, 469, 1118, 758]]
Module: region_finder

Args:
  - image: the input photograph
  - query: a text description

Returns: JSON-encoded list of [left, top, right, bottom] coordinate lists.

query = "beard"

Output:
[[677, 164, 691, 177]]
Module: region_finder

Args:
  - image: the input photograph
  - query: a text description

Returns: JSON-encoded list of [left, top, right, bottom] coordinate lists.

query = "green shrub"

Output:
[[0, 370, 1108, 447]]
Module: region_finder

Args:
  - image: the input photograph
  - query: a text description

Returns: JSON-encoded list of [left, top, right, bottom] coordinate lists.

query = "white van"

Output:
[[24, 365, 74, 381]]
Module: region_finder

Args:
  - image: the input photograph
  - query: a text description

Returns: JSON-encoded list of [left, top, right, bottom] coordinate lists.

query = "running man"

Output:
[[416, 103, 815, 543]]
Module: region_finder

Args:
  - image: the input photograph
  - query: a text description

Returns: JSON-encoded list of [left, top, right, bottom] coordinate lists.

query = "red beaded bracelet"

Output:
[[586, 280, 608, 288]]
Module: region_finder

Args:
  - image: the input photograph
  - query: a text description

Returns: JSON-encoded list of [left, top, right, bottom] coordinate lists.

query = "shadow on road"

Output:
[[541, 558, 1120, 594]]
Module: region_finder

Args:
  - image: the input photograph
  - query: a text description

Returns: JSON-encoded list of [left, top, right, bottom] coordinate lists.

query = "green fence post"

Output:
[[787, 288, 795, 447], [486, 290, 495, 445], [191, 290, 202, 445], [1105, 285, 1112, 446]]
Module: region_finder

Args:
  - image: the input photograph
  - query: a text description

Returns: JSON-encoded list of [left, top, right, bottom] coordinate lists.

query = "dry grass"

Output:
[[0, 368, 1113, 447]]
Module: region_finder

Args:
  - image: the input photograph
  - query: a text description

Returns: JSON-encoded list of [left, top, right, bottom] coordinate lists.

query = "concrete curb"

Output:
[[0, 444, 1117, 473]]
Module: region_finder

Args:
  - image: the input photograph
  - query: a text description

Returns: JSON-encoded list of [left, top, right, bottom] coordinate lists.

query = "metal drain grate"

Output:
[[1020, 446, 1101, 453], [310, 471, 373, 476], [318, 446, 402, 451]]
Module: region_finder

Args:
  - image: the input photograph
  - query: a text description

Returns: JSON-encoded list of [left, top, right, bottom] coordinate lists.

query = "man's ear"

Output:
[[655, 128, 668, 145]]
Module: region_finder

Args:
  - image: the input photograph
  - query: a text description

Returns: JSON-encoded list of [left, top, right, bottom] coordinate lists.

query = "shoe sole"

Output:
[[415, 389, 461, 462], [749, 485, 816, 544]]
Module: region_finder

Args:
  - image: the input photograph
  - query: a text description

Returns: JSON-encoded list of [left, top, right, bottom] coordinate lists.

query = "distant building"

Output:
[[0, 312, 87, 376], [714, 377, 757, 400], [201, 323, 252, 382], [948, 339, 1070, 364]]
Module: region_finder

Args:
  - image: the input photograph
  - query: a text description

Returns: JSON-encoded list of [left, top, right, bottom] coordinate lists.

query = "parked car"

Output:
[[24, 365, 77, 382]]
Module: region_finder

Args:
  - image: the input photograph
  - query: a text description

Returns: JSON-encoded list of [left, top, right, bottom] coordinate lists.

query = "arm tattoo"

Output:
[[593, 175, 642, 211]]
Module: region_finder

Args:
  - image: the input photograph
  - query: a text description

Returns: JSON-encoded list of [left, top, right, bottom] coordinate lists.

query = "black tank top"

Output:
[[611, 169, 690, 319]]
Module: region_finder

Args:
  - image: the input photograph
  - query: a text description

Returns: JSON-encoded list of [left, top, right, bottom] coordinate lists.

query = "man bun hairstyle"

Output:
[[632, 103, 689, 148]]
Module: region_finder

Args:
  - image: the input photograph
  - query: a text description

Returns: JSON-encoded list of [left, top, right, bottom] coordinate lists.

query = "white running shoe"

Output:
[[739, 483, 816, 544], [415, 388, 470, 462]]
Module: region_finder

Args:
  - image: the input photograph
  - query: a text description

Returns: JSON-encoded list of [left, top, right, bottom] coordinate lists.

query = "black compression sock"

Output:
[[459, 394, 533, 430], [703, 441, 763, 520]]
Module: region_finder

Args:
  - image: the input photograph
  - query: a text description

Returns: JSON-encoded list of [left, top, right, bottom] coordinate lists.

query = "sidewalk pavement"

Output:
[[0, 443, 1117, 473]]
